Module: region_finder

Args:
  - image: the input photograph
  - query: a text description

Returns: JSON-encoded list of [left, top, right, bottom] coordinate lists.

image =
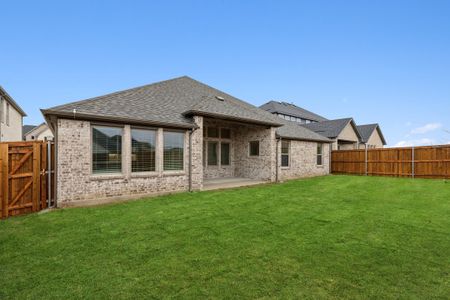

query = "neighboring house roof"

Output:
[[24, 122, 50, 137], [0, 86, 27, 116], [276, 120, 332, 142], [42, 76, 284, 128], [23, 125, 37, 136], [357, 124, 387, 145], [301, 118, 362, 140], [260, 101, 328, 122]]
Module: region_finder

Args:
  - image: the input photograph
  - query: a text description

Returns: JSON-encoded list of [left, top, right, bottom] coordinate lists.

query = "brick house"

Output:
[[260, 101, 387, 150], [42, 76, 331, 207]]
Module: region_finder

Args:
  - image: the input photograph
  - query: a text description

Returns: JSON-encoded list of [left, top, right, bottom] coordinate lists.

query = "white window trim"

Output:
[[281, 140, 290, 169]]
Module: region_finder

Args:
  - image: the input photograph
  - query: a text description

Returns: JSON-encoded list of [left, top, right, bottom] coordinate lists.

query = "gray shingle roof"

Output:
[[42, 76, 283, 128], [22, 125, 37, 139], [260, 101, 328, 122], [301, 118, 361, 140], [276, 120, 332, 142], [42, 76, 332, 142], [357, 124, 387, 145]]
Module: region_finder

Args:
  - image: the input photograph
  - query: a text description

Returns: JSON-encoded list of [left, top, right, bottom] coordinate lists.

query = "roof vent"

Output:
[[215, 96, 225, 101]]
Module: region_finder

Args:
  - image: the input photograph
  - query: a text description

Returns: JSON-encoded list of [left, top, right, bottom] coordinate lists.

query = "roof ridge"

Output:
[[47, 76, 189, 111]]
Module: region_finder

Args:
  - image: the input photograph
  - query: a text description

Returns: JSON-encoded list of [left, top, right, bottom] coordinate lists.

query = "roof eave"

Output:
[[183, 110, 283, 127], [276, 133, 333, 143], [0, 86, 27, 116], [41, 109, 197, 129]]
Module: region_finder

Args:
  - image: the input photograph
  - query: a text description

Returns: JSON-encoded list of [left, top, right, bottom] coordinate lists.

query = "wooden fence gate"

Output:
[[0, 141, 55, 218], [331, 144, 450, 179]]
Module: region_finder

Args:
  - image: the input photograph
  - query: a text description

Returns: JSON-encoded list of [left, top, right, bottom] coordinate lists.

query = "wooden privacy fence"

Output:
[[331, 144, 450, 179], [0, 141, 55, 219]]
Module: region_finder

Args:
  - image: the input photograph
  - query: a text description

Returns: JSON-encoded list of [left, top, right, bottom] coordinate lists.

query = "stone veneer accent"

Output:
[[56, 118, 202, 207], [278, 140, 330, 180]]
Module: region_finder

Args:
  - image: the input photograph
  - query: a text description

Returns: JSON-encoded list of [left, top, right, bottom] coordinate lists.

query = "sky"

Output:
[[1, 0, 450, 147]]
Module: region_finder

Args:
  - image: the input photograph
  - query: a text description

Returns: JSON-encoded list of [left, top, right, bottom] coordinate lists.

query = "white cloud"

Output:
[[393, 138, 436, 147], [410, 123, 442, 134]]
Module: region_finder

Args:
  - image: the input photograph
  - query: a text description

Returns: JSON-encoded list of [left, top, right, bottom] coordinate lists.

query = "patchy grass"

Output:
[[1, 175, 449, 299]]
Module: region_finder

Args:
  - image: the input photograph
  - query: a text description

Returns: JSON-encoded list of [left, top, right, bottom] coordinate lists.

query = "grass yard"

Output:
[[0, 175, 449, 299]]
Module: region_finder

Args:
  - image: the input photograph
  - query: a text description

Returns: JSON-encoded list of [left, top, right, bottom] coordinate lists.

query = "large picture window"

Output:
[[317, 143, 323, 166], [92, 126, 122, 174], [131, 129, 156, 172], [221, 143, 230, 165], [207, 141, 218, 166], [164, 131, 184, 171], [281, 140, 290, 167]]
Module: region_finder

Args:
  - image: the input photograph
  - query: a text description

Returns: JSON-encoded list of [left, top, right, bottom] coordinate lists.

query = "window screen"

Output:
[[164, 131, 184, 171], [131, 129, 156, 172], [221, 143, 230, 165], [249, 141, 259, 156], [281, 140, 290, 167], [6, 103, 9, 126], [92, 126, 122, 174], [207, 141, 218, 165], [317, 143, 323, 165]]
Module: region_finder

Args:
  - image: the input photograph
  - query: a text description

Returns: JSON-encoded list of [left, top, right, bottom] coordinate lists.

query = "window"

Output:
[[92, 126, 122, 174], [164, 131, 184, 171], [207, 127, 219, 138], [131, 129, 156, 172], [221, 143, 230, 165], [207, 141, 218, 165], [220, 128, 231, 139], [6, 103, 10, 126], [278, 114, 284, 119], [281, 140, 290, 167], [249, 141, 259, 156], [317, 143, 323, 165]]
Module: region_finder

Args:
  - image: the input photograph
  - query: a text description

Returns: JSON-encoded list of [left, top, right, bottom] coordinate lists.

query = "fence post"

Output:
[[1, 144, 9, 218], [411, 146, 415, 178], [47, 141, 52, 208], [365, 146, 368, 176]]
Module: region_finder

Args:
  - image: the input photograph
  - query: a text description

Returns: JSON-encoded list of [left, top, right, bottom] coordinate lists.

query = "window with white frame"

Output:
[[317, 143, 323, 166], [163, 131, 184, 171], [281, 140, 290, 167], [92, 126, 123, 174], [131, 128, 156, 172]]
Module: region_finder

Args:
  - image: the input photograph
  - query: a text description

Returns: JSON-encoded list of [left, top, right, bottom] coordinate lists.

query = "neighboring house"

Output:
[[23, 122, 54, 141], [260, 101, 328, 124], [22, 125, 37, 140], [0, 86, 27, 142], [301, 118, 362, 150], [42, 76, 332, 207], [357, 124, 386, 149]]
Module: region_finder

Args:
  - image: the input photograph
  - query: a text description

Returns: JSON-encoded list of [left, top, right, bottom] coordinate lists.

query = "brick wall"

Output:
[[279, 140, 330, 180], [56, 118, 197, 207]]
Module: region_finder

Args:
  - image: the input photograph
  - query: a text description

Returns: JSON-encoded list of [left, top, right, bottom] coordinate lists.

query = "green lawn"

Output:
[[1, 176, 449, 299]]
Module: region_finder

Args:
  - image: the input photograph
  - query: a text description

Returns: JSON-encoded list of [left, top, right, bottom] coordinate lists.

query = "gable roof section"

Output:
[[0, 86, 27, 116], [42, 76, 283, 128], [301, 118, 362, 140], [357, 124, 387, 145], [23, 125, 37, 135], [24, 122, 49, 137], [260, 101, 328, 122], [276, 120, 332, 142]]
